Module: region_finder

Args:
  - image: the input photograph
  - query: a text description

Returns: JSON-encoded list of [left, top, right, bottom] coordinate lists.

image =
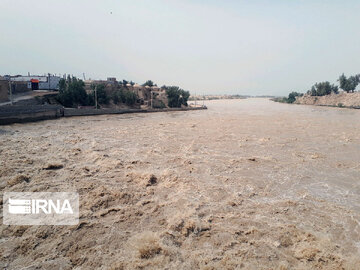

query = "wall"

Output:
[[0, 80, 9, 102], [12, 81, 29, 94], [40, 76, 60, 90]]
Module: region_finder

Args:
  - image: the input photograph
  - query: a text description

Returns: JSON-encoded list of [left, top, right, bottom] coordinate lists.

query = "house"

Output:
[[9, 74, 61, 91]]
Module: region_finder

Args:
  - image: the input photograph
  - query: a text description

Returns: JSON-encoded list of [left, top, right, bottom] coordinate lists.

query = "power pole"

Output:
[[151, 91, 153, 109], [95, 86, 98, 109], [8, 79, 13, 105]]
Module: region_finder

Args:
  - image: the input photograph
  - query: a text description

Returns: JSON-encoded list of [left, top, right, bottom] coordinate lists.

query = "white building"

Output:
[[10, 75, 61, 90]]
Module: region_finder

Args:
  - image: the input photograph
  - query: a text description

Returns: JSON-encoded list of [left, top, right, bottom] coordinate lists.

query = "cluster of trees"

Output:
[[112, 89, 137, 105], [56, 77, 191, 109], [163, 86, 190, 108], [278, 73, 360, 104], [307, 81, 339, 96], [306, 73, 359, 97], [57, 76, 94, 107], [56, 76, 122, 108]]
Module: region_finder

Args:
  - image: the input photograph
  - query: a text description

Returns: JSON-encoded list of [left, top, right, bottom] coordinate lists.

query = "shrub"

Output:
[[287, 92, 303, 103], [273, 92, 303, 104], [153, 100, 166, 109]]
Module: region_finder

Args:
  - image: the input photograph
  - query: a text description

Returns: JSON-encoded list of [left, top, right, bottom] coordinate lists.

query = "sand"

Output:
[[1, 98, 360, 269], [295, 92, 360, 108]]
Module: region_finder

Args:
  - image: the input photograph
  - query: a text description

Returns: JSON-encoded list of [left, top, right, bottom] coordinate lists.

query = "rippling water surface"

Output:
[[1, 98, 360, 269]]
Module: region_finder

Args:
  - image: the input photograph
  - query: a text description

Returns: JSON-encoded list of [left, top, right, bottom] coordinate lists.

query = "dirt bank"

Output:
[[295, 91, 360, 108], [1, 99, 360, 269]]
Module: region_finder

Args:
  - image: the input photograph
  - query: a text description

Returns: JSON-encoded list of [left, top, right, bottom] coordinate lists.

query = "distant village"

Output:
[[0, 73, 194, 110]]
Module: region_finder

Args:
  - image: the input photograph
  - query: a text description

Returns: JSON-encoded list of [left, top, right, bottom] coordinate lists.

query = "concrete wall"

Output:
[[0, 105, 63, 125], [12, 81, 29, 93], [0, 80, 9, 102], [0, 105, 207, 125], [40, 76, 60, 90]]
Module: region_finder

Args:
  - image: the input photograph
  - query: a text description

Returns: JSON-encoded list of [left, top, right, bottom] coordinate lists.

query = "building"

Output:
[[0, 77, 9, 102], [107, 77, 117, 83], [150, 86, 168, 108], [9, 74, 61, 90]]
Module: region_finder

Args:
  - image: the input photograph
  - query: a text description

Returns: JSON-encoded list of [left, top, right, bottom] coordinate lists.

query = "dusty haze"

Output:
[[1, 99, 360, 269]]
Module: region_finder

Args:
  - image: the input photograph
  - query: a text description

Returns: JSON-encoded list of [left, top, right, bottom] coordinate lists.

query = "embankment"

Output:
[[295, 92, 360, 108], [0, 105, 207, 125], [0, 105, 63, 125]]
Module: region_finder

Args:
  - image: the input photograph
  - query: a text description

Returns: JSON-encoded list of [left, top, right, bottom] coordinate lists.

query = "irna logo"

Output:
[[8, 198, 73, 214], [3, 192, 79, 225]]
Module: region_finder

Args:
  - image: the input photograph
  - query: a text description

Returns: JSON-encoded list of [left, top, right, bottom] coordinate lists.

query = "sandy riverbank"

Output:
[[1, 99, 360, 269], [295, 92, 360, 108]]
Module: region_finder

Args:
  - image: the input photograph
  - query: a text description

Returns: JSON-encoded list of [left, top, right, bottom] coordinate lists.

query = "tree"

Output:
[[307, 82, 338, 96], [123, 90, 137, 105], [287, 92, 302, 103], [56, 76, 89, 107], [142, 80, 155, 87], [58, 78, 66, 92], [338, 73, 360, 93], [111, 89, 137, 106], [95, 84, 109, 104], [164, 86, 190, 107], [122, 80, 129, 87]]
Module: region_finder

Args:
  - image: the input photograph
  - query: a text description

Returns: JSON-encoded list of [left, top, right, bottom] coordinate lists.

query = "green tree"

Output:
[[56, 76, 88, 107], [122, 80, 128, 87], [287, 92, 302, 103], [111, 89, 137, 106], [123, 90, 137, 105], [338, 73, 360, 93], [165, 86, 190, 107], [112, 91, 120, 104], [142, 80, 155, 87], [307, 82, 338, 96], [96, 84, 109, 105], [58, 78, 66, 92]]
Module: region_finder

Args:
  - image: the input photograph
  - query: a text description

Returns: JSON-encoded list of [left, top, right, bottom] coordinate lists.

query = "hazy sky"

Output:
[[1, 0, 359, 95]]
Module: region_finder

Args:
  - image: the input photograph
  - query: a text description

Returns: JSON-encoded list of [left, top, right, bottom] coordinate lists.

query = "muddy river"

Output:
[[1, 99, 360, 269]]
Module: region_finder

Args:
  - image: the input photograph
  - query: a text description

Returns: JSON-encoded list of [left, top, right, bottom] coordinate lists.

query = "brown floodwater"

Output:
[[1, 98, 360, 269]]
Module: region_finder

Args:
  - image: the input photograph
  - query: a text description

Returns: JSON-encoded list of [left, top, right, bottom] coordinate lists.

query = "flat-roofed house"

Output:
[[10, 74, 61, 91]]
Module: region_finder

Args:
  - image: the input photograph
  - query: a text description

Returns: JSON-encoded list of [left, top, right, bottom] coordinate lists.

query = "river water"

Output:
[[1, 98, 360, 269]]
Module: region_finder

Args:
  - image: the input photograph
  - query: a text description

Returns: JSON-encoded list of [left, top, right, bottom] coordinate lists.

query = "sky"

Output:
[[1, 0, 359, 96]]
